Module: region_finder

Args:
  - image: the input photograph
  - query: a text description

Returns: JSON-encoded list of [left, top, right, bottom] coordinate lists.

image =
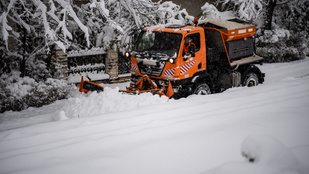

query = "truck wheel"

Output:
[[194, 83, 211, 95], [243, 73, 259, 87]]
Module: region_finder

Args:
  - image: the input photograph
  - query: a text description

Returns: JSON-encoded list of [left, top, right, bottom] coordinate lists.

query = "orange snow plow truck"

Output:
[[80, 18, 265, 99]]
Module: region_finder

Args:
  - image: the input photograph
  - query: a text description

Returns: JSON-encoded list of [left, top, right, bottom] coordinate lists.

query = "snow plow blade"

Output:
[[79, 76, 104, 94], [79, 75, 173, 98], [120, 75, 174, 98], [119, 75, 160, 94]]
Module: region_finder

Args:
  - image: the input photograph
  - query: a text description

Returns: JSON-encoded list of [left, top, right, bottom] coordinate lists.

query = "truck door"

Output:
[[182, 31, 206, 73]]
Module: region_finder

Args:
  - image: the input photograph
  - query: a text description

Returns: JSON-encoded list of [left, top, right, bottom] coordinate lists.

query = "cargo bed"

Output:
[[230, 54, 264, 67]]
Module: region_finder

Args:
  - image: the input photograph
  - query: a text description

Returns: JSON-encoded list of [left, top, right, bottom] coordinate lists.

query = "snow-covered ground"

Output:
[[1, 58, 309, 174]]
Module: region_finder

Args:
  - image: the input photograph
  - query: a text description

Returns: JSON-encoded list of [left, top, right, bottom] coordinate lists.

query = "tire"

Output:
[[194, 83, 211, 95], [243, 73, 259, 87]]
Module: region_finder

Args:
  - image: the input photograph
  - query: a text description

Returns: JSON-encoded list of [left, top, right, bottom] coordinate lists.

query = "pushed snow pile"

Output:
[[205, 135, 307, 174], [61, 87, 168, 119], [52, 110, 68, 121]]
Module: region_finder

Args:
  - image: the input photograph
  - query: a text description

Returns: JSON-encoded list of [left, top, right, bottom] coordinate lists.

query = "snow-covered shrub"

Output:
[[256, 29, 307, 62], [0, 44, 54, 82], [0, 47, 20, 75], [0, 72, 74, 113], [25, 53, 53, 81]]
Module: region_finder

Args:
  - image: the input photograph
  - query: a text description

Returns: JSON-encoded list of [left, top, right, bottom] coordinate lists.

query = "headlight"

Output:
[[125, 52, 130, 58], [169, 58, 175, 64]]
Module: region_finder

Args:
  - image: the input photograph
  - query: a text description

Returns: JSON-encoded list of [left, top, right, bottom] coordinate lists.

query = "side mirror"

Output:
[[183, 54, 191, 61]]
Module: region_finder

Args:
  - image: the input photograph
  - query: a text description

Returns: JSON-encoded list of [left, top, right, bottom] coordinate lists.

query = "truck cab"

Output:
[[128, 18, 264, 98]]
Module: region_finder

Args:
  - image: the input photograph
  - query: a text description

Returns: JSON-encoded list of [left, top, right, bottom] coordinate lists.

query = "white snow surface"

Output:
[[1, 58, 309, 174]]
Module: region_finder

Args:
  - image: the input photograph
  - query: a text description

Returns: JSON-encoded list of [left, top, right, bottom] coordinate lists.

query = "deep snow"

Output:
[[0, 58, 309, 174]]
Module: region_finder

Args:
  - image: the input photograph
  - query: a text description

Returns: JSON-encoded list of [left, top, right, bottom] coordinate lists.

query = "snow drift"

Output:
[[0, 58, 309, 174]]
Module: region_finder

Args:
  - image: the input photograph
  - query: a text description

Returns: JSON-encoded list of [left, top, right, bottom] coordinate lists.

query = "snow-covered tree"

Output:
[[0, 0, 90, 52], [223, 0, 263, 21], [1, 0, 194, 55], [255, 0, 309, 62], [73, 0, 194, 53], [0, 0, 93, 80], [199, 2, 235, 20], [216, 0, 308, 31], [0, 0, 90, 112], [212, 0, 309, 62]]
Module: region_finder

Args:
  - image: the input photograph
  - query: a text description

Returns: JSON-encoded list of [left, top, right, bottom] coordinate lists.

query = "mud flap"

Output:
[[157, 81, 174, 99]]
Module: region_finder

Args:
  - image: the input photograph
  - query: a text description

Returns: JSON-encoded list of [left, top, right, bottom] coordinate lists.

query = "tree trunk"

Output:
[[20, 28, 27, 77], [47, 45, 55, 71], [264, 0, 277, 30]]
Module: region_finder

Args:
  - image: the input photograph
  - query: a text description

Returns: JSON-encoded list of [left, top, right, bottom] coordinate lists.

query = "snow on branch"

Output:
[[0, 0, 91, 52], [120, 0, 142, 28], [85, 0, 190, 51], [55, 0, 90, 48], [222, 0, 263, 21], [0, 12, 12, 49], [90, 0, 124, 34], [32, 0, 56, 42], [47, 0, 60, 23], [1, 0, 196, 53], [275, 0, 289, 5]]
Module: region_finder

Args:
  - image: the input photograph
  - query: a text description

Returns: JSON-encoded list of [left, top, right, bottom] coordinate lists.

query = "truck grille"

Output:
[[137, 62, 165, 77]]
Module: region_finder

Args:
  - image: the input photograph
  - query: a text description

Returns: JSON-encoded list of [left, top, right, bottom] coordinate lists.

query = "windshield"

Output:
[[134, 31, 182, 57]]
